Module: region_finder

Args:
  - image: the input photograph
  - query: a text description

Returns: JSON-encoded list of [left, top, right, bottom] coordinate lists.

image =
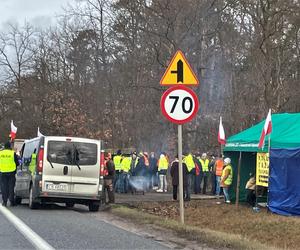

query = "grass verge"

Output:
[[111, 205, 276, 250]]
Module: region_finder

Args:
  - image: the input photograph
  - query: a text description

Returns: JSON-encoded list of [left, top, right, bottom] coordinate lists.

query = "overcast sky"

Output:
[[0, 0, 77, 31]]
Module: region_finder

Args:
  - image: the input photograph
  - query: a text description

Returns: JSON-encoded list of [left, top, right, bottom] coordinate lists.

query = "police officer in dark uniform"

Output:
[[0, 142, 19, 206]]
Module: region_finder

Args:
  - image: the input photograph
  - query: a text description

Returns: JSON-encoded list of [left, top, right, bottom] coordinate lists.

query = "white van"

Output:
[[15, 136, 105, 211]]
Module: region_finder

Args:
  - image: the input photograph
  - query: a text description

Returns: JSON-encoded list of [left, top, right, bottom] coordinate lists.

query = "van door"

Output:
[[42, 139, 73, 194], [15, 139, 39, 198], [70, 140, 99, 196]]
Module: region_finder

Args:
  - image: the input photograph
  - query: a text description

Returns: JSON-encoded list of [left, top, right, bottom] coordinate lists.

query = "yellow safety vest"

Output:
[[158, 156, 168, 170], [184, 154, 195, 172], [0, 149, 16, 173], [222, 164, 233, 186], [29, 153, 36, 175], [113, 155, 122, 171], [200, 159, 210, 172], [121, 157, 131, 173], [131, 157, 138, 168]]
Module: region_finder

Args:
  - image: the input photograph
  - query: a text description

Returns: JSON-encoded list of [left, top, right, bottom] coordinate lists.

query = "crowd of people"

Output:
[[103, 150, 234, 204]]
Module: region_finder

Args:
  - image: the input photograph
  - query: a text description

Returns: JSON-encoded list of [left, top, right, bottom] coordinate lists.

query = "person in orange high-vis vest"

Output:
[[214, 155, 224, 197]]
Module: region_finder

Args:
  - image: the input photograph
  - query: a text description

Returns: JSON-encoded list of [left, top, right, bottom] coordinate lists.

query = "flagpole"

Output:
[[267, 133, 271, 211], [235, 151, 242, 208]]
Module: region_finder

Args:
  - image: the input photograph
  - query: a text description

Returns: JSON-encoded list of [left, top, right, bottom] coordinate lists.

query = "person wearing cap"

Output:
[[221, 157, 233, 203], [199, 153, 210, 194], [103, 152, 115, 204], [0, 142, 19, 206]]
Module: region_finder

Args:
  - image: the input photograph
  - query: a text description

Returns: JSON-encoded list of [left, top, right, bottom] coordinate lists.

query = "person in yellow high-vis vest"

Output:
[[184, 153, 195, 198], [0, 142, 19, 206], [199, 153, 210, 194], [113, 150, 122, 193], [157, 153, 168, 192], [221, 157, 233, 203], [29, 149, 37, 176], [120, 155, 131, 193]]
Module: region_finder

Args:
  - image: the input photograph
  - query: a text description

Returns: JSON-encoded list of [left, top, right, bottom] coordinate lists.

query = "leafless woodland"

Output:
[[0, 0, 299, 153]]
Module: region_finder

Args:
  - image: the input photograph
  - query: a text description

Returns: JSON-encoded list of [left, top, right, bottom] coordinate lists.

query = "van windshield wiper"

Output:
[[47, 156, 54, 168], [73, 146, 81, 171]]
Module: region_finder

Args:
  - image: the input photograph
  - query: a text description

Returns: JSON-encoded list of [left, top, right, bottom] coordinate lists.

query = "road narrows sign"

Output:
[[160, 50, 199, 86], [160, 85, 199, 124]]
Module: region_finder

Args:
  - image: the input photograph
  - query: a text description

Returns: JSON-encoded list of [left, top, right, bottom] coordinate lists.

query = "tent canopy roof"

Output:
[[224, 113, 300, 152]]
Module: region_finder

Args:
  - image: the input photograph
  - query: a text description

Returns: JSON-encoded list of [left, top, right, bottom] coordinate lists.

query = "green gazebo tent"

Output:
[[223, 113, 300, 202]]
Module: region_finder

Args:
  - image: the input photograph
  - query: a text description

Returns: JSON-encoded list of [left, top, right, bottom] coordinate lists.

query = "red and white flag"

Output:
[[37, 127, 44, 137], [10, 120, 17, 140], [218, 116, 226, 145], [258, 109, 272, 148]]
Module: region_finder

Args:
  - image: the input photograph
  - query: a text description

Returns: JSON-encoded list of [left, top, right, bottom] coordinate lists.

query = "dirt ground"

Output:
[[115, 193, 300, 249]]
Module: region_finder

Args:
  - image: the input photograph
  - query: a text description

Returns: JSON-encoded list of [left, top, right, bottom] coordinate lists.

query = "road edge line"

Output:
[[0, 205, 55, 250]]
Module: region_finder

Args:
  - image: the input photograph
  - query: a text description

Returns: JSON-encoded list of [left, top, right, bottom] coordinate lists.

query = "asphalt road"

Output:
[[0, 212, 32, 249], [0, 201, 169, 250]]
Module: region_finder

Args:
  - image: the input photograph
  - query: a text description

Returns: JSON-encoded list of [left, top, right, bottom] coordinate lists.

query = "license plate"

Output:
[[45, 183, 67, 191]]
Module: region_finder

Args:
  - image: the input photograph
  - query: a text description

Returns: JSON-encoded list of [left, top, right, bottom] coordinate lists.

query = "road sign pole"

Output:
[[178, 124, 184, 224]]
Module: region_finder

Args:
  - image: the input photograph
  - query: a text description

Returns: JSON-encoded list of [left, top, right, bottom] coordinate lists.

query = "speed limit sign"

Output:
[[160, 85, 199, 124]]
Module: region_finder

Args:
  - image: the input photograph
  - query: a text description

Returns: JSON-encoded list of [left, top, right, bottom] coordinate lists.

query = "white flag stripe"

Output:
[[11, 120, 17, 133], [264, 109, 272, 134], [219, 117, 225, 140]]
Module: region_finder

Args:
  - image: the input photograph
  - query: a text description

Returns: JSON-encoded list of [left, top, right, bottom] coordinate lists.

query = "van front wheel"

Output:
[[88, 202, 99, 212], [29, 186, 39, 209]]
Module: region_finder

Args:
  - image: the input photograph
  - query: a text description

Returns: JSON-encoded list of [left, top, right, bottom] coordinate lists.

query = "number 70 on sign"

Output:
[[160, 85, 199, 124]]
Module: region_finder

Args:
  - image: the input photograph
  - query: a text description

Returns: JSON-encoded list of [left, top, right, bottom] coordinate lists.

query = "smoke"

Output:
[[128, 176, 151, 192]]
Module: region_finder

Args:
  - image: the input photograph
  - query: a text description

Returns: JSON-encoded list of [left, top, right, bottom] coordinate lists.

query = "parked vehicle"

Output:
[[15, 136, 105, 211]]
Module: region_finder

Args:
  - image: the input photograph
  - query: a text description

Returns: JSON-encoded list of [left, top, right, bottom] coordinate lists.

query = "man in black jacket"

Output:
[[103, 152, 115, 204], [170, 155, 189, 201]]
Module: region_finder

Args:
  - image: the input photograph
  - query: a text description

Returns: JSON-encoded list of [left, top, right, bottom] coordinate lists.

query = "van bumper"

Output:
[[38, 192, 103, 205]]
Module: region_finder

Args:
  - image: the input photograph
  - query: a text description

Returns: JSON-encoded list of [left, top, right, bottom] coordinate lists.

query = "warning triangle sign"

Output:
[[160, 50, 199, 86]]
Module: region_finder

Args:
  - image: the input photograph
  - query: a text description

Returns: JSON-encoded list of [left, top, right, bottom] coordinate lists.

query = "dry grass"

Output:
[[126, 200, 300, 249], [111, 204, 277, 250]]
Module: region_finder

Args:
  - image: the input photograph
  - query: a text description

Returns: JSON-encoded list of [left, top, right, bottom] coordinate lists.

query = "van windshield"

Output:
[[47, 141, 97, 166]]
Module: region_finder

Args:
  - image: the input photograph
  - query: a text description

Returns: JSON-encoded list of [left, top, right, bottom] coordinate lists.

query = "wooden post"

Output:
[[235, 151, 242, 207]]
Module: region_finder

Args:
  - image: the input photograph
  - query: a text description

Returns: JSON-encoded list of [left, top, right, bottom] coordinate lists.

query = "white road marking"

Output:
[[0, 205, 55, 250]]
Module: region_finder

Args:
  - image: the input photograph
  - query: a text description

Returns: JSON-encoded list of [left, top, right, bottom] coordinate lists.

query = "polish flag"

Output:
[[10, 120, 17, 140], [258, 109, 272, 148], [37, 127, 44, 137], [218, 116, 226, 145]]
